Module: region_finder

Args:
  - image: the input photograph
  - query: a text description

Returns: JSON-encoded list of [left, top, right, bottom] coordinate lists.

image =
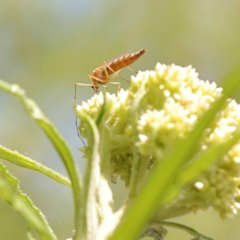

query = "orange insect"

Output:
[[75, 48, 146, 95], [75, 48, 146, 146]]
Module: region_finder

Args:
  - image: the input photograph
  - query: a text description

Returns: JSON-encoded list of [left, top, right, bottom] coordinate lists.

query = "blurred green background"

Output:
[[0, 0, 240, 239]]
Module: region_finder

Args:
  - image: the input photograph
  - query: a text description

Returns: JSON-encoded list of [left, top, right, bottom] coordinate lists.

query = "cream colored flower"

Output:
[[77, 63, 240, 218]]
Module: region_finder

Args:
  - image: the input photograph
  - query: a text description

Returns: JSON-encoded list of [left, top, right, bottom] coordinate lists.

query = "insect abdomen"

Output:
[[107, 48, 146, 75]]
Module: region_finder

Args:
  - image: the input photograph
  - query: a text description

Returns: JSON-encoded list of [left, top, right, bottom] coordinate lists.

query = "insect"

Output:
[[75, 48, 146, 145], [75, 48, 146, 95]]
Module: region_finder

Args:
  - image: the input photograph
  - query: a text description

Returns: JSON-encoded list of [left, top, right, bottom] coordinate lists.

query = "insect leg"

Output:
[[111, 70, 121, 79], [88, 75, 106, 83], [74, 81, 94, 146], [75, 83, 94, 99], [102, 61, 130, 83], [108, 81, 121, 92], [127, 66, 138, 74], [101, 84, 108, 93], [75, 115, 86, 146]]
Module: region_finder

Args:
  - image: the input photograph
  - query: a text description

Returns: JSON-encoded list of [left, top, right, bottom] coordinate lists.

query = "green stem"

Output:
[[76, 111, 101, 240]]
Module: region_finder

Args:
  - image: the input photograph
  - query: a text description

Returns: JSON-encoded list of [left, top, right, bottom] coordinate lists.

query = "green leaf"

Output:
[[0, 162, 57, 240], [0, 80, 82, 238], [158, 221, 214, 240], [179, 127, 240, 186], [0, 145, 71, 187]]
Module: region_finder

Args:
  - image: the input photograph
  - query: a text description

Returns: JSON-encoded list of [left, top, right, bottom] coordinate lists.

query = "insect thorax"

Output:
[[92, 68, 109, 84]]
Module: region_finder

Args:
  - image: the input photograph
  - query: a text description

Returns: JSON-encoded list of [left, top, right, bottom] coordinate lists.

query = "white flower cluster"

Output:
[[77, 63, 240, 218]]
